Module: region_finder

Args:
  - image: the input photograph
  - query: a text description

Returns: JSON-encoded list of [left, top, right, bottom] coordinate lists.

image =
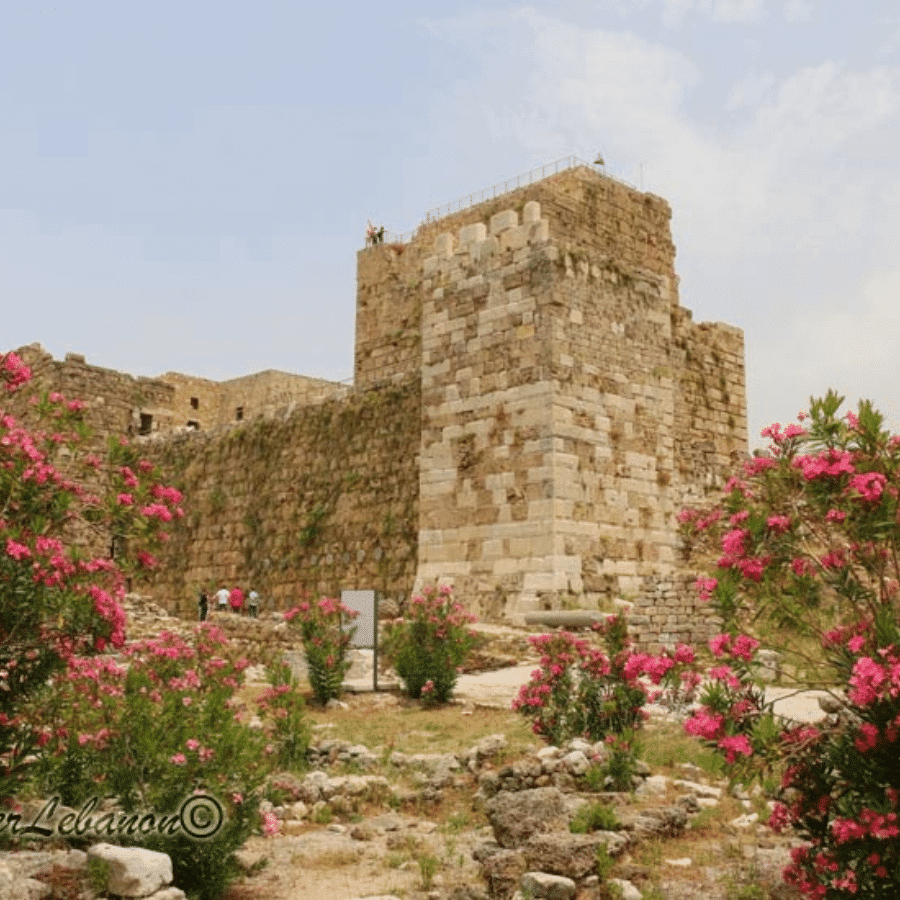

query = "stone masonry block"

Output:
[[472, 235, 499, 264], [527, 220, 550, 244], [523, 200, 541, 224], [500, 226, 527, 253], [459, 222, 487, 246], [434, 232, 455, 257], [490, 209, 519, 234], [423, 256, 439, 277]]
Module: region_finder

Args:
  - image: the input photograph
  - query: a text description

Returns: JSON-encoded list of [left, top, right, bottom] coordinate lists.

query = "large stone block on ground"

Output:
[[523, 831, 627, 880], [87, 844, 173, 898], [485, 787, 568, 848], [477, 849, 527, 900], [520, 870, 576, 900]]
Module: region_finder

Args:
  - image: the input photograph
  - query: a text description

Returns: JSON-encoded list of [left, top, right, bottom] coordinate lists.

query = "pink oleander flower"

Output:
[[791, 557, 816, 577], [137, 551, 157, 569], [767, 514, 791, 533], [793, 448, 856, 480], [721, 528, 748, 560], [709, 634, 731, 657], [730, 634, 760, 661], [737, 556, 768, 581], [743, 456, 777, 476], [262, 811, 280, 837], [694, 576, 717, 601], [709, 665, 741, 689], [848, 656, 887, 707], [717, 733, 753, 763], [5, 539, 31, 561], [768, 802, 790, 832], [685, 709, 725, 741], [140, 503, 173, 522], [848, 471, 887, 502], [854, 722, 879, 753], [186, 738, 200, 751], [170, 753, 187, 765], [116, 493, 134, 506]]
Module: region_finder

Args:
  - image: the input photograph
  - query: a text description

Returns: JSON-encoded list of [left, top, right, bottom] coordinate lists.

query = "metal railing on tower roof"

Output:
[[421, 155, 638, 223], [363, 155, 640, 248]]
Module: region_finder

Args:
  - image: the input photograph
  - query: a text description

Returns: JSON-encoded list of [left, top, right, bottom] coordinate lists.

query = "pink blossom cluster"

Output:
[[708, 632, 760, 660], [793, 448, 856, 480], [848, 648, 900, 707], [848, 470, 888, 502], [694, 576, 718, 601], [1, 352, 32, 391], [760, 422, 808, 445], [830, 808, 900, 844]]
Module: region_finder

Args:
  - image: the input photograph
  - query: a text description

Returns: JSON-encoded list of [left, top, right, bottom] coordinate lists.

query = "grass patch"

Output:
[[641, 722, 723, 777], [290, 848, 361, 869], [571, 801, 621, 833], [303, 701, 537, 759]]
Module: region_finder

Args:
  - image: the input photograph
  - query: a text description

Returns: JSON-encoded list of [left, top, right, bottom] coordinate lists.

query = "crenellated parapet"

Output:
[[422, 201, 551, 281]]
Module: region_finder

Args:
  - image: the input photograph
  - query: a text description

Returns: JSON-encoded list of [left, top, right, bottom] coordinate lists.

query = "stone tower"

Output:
[[356, 163, 746, 621]]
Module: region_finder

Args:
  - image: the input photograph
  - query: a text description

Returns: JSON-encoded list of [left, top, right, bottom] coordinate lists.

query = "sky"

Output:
[[2, 0, 899, 448]]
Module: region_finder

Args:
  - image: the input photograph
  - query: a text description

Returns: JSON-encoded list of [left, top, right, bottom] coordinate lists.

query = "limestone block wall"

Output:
[[10, 343, 176, 439], [671, 308, 748, 507], [354, 240, 427, 389], [546, 252, 679, 610], [416, 201, 558, 618], [411, 165, 747, 627], [630, 571, 723, 652], [161, 370, 347, 430], [142, 378, 421, 618]]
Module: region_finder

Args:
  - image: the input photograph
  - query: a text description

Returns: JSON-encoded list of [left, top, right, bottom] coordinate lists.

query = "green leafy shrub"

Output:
[[285, 596, 358, 705], [680, 391, 900, 898], [381, 584, 477, 704], [257, 661, 311, 770], [24, 624, 302, 900]]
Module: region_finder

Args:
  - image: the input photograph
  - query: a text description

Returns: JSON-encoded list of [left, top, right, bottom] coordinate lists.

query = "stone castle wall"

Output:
[[416, 201, 558, 618], [161, 369, 347, 431], [354, 241, 426, 389], [12, 344, 177, 439], [6, 163, 747, 650], [141, 378, 420, 618]]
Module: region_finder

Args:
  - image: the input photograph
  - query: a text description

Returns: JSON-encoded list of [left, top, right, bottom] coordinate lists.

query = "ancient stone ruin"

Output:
[[9, 160, 747, 650]]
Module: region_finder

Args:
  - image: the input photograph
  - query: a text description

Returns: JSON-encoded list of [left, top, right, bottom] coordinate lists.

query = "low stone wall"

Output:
[[629, 572, 723, 652]]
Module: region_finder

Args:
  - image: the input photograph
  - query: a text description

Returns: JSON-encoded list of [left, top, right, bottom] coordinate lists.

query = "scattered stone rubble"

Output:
[[0, 844, 184, 900], [8, 599, 799, 899]]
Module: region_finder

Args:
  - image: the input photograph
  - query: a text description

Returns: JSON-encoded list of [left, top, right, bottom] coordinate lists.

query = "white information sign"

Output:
[[341, 590, 377, 648]]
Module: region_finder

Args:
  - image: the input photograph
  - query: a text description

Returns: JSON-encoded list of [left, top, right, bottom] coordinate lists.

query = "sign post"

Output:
[[341, 590, 378, 691]]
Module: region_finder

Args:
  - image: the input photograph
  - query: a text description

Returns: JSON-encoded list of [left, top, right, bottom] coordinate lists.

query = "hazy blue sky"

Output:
[[3, 0, 899, 446]]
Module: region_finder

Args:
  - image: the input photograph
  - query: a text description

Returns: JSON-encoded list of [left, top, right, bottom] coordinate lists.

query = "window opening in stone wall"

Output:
[[235, 406, 244, 421], [139, 413, 153, 435], [190, 397, 199, 410], [186, 420, 200, 430]]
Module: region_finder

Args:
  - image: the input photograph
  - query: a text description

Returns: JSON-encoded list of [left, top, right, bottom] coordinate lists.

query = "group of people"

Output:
[[197, 586, 261, 621]]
